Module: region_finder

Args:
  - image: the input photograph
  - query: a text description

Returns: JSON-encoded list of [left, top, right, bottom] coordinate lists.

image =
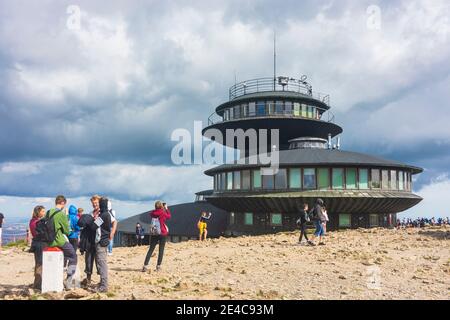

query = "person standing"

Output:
[[310, 198, 327, 246], [322, 206, 329, 235], [46, 195, 78, 289], [197, 211, 212, 241], [82, 195, 101, 286], [68, 205, 80, 253], [0, 212, 4, 248], [29, 205, 46, 289], [142, 201, 171, 272], [297, 203, 313, 245], [107, 200, 117, 256], [94, 197, 112, 292], [135, 223, 144, 246]]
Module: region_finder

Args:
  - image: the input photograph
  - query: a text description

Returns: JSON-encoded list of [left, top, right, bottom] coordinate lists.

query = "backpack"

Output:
[[34, 210, 61, 243], [149, 217, 161, 236]]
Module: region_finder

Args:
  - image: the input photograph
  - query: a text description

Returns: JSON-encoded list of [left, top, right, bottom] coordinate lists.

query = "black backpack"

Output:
[[34, 210, 60, 243]]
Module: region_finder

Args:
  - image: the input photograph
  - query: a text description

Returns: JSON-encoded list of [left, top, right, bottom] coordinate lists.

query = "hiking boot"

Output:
[[318, 242, 326, 245], [142, 265, 148, 273], [64, 276, 74, 290], [307, 241, 316, 246], [81, 276, 91, 287], [155, 265, 161, 272], [97, 286, 108, 293]]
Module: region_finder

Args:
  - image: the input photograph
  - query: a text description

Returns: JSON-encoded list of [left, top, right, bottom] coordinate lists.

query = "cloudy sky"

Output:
[[0, 0, 449, 220]]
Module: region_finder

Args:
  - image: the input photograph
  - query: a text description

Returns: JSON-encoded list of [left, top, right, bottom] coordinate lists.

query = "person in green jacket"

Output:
[[47, 195, 78, 289]]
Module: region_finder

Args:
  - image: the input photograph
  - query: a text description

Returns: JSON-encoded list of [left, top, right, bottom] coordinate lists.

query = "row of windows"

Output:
[[232, 212, 394, 228], [213, 167, 412, 192], [222, 101, 322, 121]]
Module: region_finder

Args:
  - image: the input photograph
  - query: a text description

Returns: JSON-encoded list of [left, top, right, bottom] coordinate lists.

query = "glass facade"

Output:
[[369, 214, 379, 227], [346, 168, 357, 189], [253, 169, 261, 189], [303, 168, 316, 189], [382, 170, 389, 190], [233, 171, 241, 189], [339, 214, 351, 228], [318, 168, 329, 190], [244, 213, 253, 225], [274, 169, 287, 189], [359, 169, 369, 189], [242, 170, 250, 190], [256, 101, 265, 116], [371, 169, 380, 189], [271, 213, 282, 226], [289, 168, 301, 188], [332, 168, 344, 189], [213, 167, 414, 192]]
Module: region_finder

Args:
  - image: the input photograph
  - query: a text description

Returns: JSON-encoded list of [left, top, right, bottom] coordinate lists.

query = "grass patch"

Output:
[[5, 239, 28, 248]]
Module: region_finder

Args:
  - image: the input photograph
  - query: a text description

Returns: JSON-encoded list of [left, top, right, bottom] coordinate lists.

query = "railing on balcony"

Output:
[[207, 104, 335, 126], [229, 76, 330, 106]]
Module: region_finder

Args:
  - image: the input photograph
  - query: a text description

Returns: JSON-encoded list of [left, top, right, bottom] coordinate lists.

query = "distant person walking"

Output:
[[68, 205, 80, 253], [135, 223, 144, 246], [198, 211, 212, 241], [310, 198, 327, 246], [322, 206, 329, 235], [142, 201, 171, 272], [297, 203, 313, 245], [93, 197, 112, 292], [29, 205, 46, 289], [0, 212, 4, 248], [46, 195, 78, 289]]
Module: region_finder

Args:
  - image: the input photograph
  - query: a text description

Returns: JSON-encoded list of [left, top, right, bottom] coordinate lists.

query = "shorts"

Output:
[[198, 222, 207, 234], [314, 220, 324, 237]]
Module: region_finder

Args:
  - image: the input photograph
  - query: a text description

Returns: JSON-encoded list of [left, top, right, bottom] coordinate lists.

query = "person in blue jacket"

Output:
[[68, 204, 81, 253]]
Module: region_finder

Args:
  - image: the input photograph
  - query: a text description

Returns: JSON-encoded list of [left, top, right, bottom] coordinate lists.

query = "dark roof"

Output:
[[204, 148, 423, 175], [117, 201, 229, 237]]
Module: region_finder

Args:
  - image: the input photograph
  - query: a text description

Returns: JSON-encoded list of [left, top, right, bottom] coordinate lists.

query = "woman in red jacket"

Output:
[[142, 201, 171, 272]]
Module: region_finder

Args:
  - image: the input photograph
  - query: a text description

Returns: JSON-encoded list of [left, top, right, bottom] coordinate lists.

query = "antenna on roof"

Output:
[[273, 29, 276, 91]]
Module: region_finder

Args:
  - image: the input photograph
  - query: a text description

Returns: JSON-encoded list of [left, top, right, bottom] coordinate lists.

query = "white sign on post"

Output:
[[41, 249, 64, 293]]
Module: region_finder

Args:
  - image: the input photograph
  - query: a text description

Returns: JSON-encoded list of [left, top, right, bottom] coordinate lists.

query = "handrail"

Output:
[[229, 77, 330, 106]]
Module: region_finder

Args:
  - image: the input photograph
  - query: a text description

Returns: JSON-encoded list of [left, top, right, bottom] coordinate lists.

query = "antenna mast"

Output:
[[273, 30, 276, 90]]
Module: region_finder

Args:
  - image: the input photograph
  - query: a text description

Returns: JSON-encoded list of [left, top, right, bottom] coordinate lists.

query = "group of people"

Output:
[[297, 198, 329, 246], [28, 195, 117, 292], [396, 217, 449, 229]]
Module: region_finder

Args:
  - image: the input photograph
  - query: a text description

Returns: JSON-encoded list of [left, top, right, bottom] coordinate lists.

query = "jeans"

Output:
[[314, 220, 325, 237], [144, 235, 166, 267], [107, 240, 113, 254], [84, 248, 98, 277], [96, 243, 108, 289], [61, 241, 78, 277]]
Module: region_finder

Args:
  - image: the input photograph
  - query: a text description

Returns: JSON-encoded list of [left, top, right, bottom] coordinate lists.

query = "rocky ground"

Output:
[[0, 226, 449, 300]]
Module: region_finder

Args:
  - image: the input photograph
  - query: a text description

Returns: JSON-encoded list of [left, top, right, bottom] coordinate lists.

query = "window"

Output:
[[244, 213, 253, 225], [263, 173, 274, 189], [390, 170, 397, 190], [229, 107, 234, 120], [214, 174, 218, 190], [275, 101, 283, 114], [398, 171, 404, 190], [293, 102, 300, 116], [224, 109, 229, 121], [318, 168, 330, 190], [332, 168, 344, 189], [274, 169, 287, 189], [253, 169, 262, 189], [359, 169, 369, 189], [221, 172, 226, 190], [301, 104, 308, 117], [242, 104, 248, 117], [339, 214, 351, 228], [369, 214, 379, 227], [307, 106, 313, 118], [303, 168, 316, 189], [234, 105, 241, 119], [346, 168, 357, 189], [248, 102, 256, 116], [257, 101, 265, 116], [270, 213, 282, 226], [371, 169, 380, 189], [406, 172, 411, 191], [289, 168, 301, 188], [382, 170, 389, 189], [233, 171, 241, 189], [229, 212, 235, 225], [227, 172, 233, 190], [242, 170, 250, 190], [285, 101, 292, 115]]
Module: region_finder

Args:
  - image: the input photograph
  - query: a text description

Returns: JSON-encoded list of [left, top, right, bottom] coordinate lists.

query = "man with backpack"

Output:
[[41, 195, 78, 289]]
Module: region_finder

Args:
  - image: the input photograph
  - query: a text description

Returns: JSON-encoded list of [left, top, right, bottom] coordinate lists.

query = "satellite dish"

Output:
[[300, 75, 307, 82]]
